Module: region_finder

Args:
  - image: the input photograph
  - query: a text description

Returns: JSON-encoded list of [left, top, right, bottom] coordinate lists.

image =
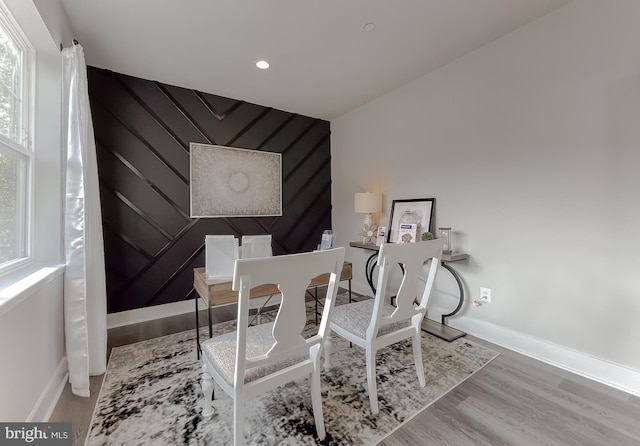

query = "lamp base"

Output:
[[359, 214, 378, 244]]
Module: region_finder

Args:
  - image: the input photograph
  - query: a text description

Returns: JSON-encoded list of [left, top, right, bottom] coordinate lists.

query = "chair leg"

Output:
[[366, 347, 379, 415], [233, 398, 244, 446], [310, 359, 326, 440], [323, 332, 332, 370], [412, 327, 426, 387], [201, 363, 214, 418]]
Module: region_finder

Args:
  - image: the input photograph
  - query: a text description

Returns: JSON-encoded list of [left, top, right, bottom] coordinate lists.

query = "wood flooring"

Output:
[[49, 297, 640, 446], [379, 342, 640, 446]]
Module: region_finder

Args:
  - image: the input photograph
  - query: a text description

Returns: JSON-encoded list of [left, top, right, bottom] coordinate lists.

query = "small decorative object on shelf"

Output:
[[319, 230, 333, 250], [359, 224, 377, 244], [398, 223, 418, 243], [421, 231, 434, 241], [376, 226, 386, 246], [439, 227, 452, 254]]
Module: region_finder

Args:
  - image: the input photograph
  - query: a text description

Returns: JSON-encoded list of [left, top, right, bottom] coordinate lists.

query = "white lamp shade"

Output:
[[354, 192, 382, 214]]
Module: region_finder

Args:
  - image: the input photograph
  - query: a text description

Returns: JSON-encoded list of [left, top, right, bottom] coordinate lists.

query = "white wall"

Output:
[[0, 273, 65, 421], [332, 0, 640, 393], [0, 0, 70, 421]]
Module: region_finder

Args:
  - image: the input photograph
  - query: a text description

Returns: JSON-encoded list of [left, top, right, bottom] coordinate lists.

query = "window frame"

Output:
[[0, 1, 34, 278]]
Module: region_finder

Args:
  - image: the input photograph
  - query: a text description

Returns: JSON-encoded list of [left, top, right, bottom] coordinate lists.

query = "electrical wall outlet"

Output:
[[480, 287, 491, 303]]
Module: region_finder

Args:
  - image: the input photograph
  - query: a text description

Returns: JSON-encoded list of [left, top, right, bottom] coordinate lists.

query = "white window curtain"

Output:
[[62, 44, 107, 397]]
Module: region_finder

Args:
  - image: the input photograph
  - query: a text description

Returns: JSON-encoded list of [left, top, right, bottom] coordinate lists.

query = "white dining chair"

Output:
[[240, 235, 280, 323], [240, 234, 273, 259], [324, 239, 445, 415], [200, 247, 346, 445], [205, 235, 239, 280]]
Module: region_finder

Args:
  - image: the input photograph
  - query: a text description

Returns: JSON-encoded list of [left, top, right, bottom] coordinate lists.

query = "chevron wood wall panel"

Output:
[[87, 67, 332, 314]]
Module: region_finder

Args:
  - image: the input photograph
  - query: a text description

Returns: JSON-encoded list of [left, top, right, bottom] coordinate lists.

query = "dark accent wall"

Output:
[[87, 67, 332, 314]]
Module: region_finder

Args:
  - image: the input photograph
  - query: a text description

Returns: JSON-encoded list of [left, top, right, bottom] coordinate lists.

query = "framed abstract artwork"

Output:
[[190, 143, 282, 217], [387, 198, 435, 243]]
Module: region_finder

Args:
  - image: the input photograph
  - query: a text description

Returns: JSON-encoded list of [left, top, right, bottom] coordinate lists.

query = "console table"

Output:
[[349, 242, 468, 342]]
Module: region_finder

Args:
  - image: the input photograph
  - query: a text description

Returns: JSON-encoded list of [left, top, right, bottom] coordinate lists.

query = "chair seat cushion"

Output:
[[201, 322, 308, 385], [330, 299, 410, 340]]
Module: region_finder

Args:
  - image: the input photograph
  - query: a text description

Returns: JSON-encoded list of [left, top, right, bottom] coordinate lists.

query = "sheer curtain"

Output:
[[62, 44, 107, 397]]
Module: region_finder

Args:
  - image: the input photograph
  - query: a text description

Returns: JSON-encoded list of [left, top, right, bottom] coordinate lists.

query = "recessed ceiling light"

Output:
[[364, 22, 376, 31], [256, 60, 270, 70]]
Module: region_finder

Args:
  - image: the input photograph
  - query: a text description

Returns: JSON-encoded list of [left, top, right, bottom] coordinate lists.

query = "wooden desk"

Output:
[[193, 261, 353, 354], [349, 241, 468, 342]]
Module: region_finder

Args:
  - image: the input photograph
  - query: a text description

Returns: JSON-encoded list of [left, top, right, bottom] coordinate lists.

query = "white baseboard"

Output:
[[428, 305, 640, 398], [107, 299, 198, 329], [30, 357, 68, 422]]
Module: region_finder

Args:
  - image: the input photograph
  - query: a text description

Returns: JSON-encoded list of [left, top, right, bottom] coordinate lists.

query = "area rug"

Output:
[[87, 294, 498, 445]]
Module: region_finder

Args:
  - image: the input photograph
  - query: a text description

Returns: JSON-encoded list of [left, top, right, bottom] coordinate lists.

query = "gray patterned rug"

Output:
[[87, 295, 498, 445]]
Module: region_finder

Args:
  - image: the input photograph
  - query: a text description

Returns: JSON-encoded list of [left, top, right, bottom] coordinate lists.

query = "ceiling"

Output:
[[59, 0, 573, 120]]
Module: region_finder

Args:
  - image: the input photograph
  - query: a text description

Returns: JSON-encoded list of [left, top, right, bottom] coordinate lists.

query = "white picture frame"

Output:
[[190, 143, 282, 218]]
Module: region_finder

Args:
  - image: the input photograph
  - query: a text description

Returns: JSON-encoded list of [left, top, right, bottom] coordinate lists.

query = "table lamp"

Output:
[[355, 192, 382, 243]]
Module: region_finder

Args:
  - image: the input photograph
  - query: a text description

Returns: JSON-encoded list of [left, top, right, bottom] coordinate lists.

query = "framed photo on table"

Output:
[[387, 198, 435, 243]]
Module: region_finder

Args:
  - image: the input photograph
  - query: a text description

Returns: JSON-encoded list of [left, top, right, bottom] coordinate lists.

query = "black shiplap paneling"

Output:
[[88, 67, 332, 313]]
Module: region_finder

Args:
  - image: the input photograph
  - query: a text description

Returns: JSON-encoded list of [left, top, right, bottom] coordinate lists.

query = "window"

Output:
[[0, 3, 32, 274]]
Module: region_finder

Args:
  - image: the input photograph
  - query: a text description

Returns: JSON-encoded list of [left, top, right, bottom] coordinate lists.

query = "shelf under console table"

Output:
[[349, 241, 468, 342]]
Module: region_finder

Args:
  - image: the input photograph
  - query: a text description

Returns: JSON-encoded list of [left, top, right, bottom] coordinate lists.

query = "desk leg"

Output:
[[311, 278, 352, 323], [421, 262, 466, 342], [195, 294, 201, 359], [208, 305, 213, 338]]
